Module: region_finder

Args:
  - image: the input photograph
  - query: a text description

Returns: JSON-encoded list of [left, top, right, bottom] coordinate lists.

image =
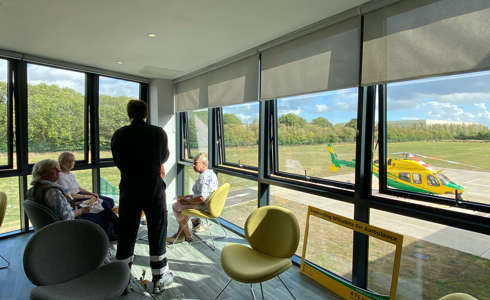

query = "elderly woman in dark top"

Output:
[[27, 159, 119, 241], [27, 159, 92, 220]]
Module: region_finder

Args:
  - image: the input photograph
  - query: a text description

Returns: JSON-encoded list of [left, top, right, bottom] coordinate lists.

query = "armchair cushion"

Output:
[[221, 244, 292, 283]]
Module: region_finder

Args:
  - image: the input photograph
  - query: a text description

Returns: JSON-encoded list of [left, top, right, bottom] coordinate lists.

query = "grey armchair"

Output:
[[23, 199, 59, 231], [23, 219, 130, 300]]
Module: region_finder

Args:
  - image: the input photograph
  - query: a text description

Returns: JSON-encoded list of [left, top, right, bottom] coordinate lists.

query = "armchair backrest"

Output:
[[245, 206, 300, 258], [23, 199, 60, 231], [0, 192, 6, 227], [206, 183, 230, 218], [23, 219, 109, 286]]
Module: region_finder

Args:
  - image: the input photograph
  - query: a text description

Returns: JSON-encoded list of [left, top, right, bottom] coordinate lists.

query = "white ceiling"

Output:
[[0, 0, 370, 80]]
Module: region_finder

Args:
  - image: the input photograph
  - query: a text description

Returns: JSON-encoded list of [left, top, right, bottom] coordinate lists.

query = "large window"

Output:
[[98, 76, 139, 160], [384, 70, 490, 206], [220, 102, 259, 168], [27, 64, 86, 164], [275, 88, 358, 184], [219, 174, 257, 227], [369, 209, 489, 300], [270, 186, 354, 263]]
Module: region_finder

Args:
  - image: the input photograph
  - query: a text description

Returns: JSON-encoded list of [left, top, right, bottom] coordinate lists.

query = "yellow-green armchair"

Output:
[[216, 205, 300, 300], [180, 183, 231, 250]]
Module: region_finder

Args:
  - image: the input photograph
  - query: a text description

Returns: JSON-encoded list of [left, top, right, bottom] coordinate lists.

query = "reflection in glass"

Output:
[[100, 167, 120, 206], [222, 102, 259, 167], [188, 109, 208, 158], [99, 77, 139, 159], [276, 88, 358, 183], [369, 209, 490, 300], [219, 174, 257, 227], [386, 70, 490, 205], [0, 177, 20, 234], [0, 59, 8, 166], [27, 64, 85, 164], [270, 186, 354, 273]]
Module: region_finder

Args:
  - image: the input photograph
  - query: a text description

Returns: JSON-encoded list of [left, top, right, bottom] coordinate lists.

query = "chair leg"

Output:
[[0, 254, 9, 269], [260, 282, 264, 300], [277, 275, 296, 300], [250, 284, 257, 300], [214, 279, 232, 300]]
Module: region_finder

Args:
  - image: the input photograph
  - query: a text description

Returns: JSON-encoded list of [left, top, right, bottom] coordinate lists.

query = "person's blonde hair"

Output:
[[194, 152, 208, 167], [58, 152, 75, 171], [31, 159, 59, 184]]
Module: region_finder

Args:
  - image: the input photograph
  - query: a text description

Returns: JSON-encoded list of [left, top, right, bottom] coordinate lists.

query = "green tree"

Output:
[[223, 113, 242, 125], [311, 117, 333, 128], [345, 118, 357, 129], [278, 113, 306, 127]]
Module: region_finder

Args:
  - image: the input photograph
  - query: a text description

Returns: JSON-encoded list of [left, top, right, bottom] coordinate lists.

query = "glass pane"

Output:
[[219, 174, 257, 227], [222, 103, 259, 167], [188, 109, 208, 158], [0, 59, 7, 166], [369, 209, 490, 300], [99, 77, 139, 159], [72, 169, 92, 195], [100, 167, 120, 206], [0, 176, 20, 233], [386, 70, 490, 205], [270, 186, 354, 268], [276, 88, 358, 183], [27, 64, 85, 164]]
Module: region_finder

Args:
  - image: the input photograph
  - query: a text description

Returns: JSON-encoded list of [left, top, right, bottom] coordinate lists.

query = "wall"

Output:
[[150, 79, 176, 201]]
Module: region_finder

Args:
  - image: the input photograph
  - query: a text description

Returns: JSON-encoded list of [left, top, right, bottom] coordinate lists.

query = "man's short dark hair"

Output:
[[127, 100, 148, 121]]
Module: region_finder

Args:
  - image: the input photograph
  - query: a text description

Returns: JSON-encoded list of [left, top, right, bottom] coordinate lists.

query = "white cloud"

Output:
[[474, 103, 487, 110], [315, 104, 328, 113], [431, 92, 490, 105], [235, 113, 253, 124], [279, 107, 302, 116]]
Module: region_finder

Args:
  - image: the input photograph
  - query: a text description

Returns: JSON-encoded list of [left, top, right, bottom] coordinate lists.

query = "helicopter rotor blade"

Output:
[[412, 153, 482, 169]]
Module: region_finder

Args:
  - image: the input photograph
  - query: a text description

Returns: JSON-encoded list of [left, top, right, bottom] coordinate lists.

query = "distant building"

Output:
[[389, 120, 476, 127]]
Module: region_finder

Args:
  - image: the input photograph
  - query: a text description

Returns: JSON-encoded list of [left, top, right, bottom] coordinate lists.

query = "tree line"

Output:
[[0, 82, 130, 152], [189, 112, 490, 148], [1, 82, 489, 153]]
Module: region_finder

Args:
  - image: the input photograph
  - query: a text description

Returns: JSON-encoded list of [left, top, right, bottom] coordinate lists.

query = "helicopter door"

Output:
[[427, 174, 440, 186], [413, 173, 422, 184]]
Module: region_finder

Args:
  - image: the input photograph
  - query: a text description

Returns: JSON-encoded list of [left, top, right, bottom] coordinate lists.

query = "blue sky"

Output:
[[224, 70, 490, 128], [0, 61, 139, 98]]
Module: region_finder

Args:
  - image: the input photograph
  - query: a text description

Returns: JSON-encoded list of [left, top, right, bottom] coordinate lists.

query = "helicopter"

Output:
[[327, 144, 464, 200]]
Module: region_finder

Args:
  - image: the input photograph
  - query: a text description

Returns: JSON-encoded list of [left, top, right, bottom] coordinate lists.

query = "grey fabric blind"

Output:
[[260, 17, 361, 100], [174, 55, 259, 112], [362, 0, 490, 85]]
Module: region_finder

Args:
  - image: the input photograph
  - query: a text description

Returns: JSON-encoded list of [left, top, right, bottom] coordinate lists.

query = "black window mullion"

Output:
[[352, 84, 376, 289], [87, 73, 99, 165], [140, 83, 149, 123], [378, 84, 387, 192]]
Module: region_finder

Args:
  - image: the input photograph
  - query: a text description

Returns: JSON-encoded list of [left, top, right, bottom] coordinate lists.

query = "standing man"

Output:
[[111, 99, 173, 294]]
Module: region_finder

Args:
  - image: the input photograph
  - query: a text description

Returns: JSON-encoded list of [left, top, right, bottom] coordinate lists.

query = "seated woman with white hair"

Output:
[[26, 159, 119, 240]]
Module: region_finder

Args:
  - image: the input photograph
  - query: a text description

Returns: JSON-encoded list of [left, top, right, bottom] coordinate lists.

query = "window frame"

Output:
[[377, 83, 490, 213], [97, 75, 141, 163], [25, 62, 89, 167], [215, 107, 259, 172]]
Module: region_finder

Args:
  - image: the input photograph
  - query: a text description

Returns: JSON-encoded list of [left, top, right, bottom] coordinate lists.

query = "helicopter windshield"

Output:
[[435, 173, 450, 185]]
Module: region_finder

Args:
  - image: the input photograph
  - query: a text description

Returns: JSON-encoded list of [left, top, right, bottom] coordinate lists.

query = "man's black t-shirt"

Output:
[[111, 120, 169, 190]]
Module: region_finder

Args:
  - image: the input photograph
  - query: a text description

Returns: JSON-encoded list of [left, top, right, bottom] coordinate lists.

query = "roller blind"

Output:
[[260, 16, 361, 100], [174, 55, 259, 112], [362, 0, 490, 85]]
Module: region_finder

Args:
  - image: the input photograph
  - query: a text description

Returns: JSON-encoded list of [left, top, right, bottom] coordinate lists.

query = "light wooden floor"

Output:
[[0, 214, 341, 300]]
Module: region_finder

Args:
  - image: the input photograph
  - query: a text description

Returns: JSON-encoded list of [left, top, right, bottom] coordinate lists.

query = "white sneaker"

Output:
[[152, 271, 174, 294]]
